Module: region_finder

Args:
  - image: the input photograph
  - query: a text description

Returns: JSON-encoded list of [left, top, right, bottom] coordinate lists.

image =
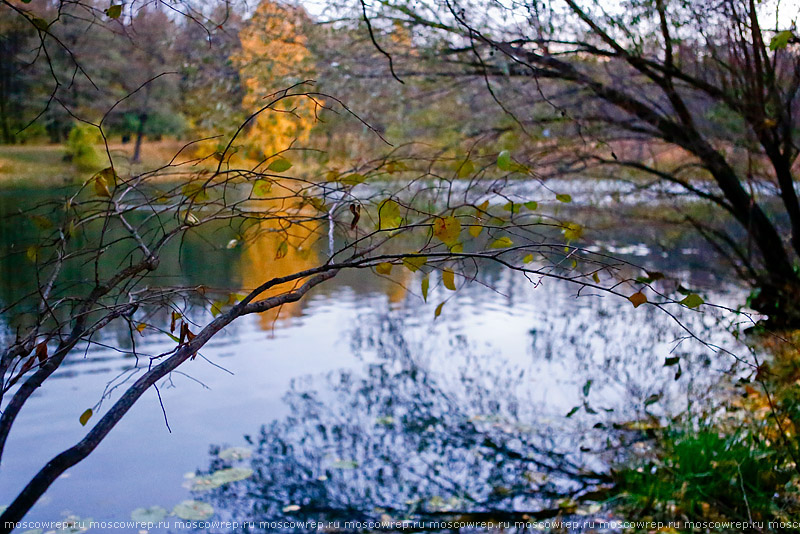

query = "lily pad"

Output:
[[331, 459, 359, 469], [218, 447, 252, 461], [190, 467, 254, 492], [173, 500, 214, 520], [131, 506, 167, 522]]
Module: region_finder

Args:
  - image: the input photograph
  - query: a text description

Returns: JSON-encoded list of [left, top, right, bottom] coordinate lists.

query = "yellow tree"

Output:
[[234, 0, 317, 158]]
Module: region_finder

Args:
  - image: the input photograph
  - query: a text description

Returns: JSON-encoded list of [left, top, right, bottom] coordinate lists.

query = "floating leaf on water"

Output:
[[209, 467, 253, 484], [282, 504, 301, 513], [218, 447, 252, 461], [331, 459, 358, 469], [226, 239, 239, 249], [173, 500, 214, 520], [22, 529, 43, 534], [131, 506, 167, 523]]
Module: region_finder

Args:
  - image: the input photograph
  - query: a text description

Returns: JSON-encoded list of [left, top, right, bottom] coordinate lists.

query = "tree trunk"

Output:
[[132, 112, 148, 163]]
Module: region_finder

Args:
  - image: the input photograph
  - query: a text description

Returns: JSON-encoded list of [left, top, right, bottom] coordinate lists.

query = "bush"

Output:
[[64, 123, 103, 171]]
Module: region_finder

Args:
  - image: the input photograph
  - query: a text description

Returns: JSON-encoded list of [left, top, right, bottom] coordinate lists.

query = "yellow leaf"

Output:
[[628, 292, 647, 308], [182, 182, 209, 202], [79, 408, 93, 426], [592, 272, 600, 283], [456, 159, 475, 178], [94, 174, 111, 197], [25, 245, 39, 262], [469, 225, 483, 238], [421, 276, 429, 302], [442, 269, 456, 291], [477, 200, 489, 212], [403, 256, 427, 272], [433, 216, 461, 245], [556, 193, 572, 203], [523, 253, 533, 263], [434, 301, 445, 318], [450, 243, 463, 253], [378, 199, 402, 229], [490, 236, 513, 249], [136, 323, 147, 333], [376, 262, 393, 275], [563, 223, 583, 241]]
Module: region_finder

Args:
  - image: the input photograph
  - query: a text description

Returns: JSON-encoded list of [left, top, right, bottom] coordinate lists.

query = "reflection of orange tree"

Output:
[[233, 1, 317, 158], [240, 216, 320, 330]]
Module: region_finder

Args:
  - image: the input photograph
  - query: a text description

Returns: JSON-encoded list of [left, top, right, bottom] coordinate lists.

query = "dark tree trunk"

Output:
[[132, 112, 148, 163]]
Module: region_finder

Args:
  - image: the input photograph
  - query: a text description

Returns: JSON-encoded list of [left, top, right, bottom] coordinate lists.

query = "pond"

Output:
[[0, 184, 754, 532]]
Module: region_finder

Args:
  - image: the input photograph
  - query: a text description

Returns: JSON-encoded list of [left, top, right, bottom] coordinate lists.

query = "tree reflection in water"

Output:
[[194, 301, 738, 531]]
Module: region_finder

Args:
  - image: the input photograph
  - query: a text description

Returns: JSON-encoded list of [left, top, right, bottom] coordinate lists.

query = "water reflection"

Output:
[[194, 290, 742, 531]]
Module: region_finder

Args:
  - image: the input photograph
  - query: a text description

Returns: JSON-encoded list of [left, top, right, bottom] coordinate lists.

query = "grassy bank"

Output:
[[0, 141, 201, 188]]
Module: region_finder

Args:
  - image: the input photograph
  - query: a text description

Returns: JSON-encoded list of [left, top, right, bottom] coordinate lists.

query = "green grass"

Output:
[[614, 427, 796, 527]]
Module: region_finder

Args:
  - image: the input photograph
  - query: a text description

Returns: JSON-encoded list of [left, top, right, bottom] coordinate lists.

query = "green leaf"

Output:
[[378, 199, 402, 229], [173, 500, 214, 520], [31, 17, 49, 30], [79, 408, 93, 426], [375, 262, 392, 275], [644, 394, 661, 407], [131, 506, 167, 523], [502, 202, 521, 214], [489, 236, 513, 249], [267, 158, 292, 172], [582, 379, 592, 396], [433, 216, 461, 245], [522, 253, 533, 263], [105, 4, 122, 19], [421, 276, 429, 302], [769, 30, 794, 51], [442, 269, 456, 290], [566, 406, 580, 418], [524, 201, 538, 211], [456, 159, 475, 178], [275, 240, 288, 259], [680, 293, 704, 309], [182, 182, 209, 202], [252, 179, 272, 197], [497, 150, 514, 171], [339, 173, 367, 186], [555, 193, 572, 203], [664, 356, 680, 367], [331, 459, 359, 469], [434, 301, 445, 318]]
